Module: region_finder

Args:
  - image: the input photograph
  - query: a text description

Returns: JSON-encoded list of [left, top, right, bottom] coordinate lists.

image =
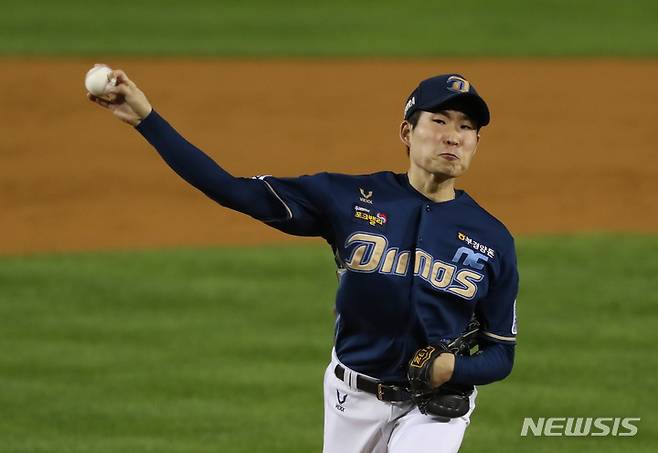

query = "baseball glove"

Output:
[[407, 320, 479, 418]]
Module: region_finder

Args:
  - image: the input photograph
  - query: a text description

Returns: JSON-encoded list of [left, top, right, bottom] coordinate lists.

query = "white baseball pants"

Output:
[[323, 350, 477, 453]]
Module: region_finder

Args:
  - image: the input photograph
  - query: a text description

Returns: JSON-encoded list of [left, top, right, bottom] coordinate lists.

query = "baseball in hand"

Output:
[[84, 64, 117, 96]]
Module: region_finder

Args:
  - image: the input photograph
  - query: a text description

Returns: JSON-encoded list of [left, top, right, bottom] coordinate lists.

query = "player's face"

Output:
[[402, 110, 480, 178]]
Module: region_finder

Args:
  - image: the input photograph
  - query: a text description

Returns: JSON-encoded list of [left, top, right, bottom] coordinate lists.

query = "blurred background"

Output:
[[0, 0, 656, 451]]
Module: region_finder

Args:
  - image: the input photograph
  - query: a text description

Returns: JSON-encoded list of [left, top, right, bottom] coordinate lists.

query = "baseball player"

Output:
[[89, 71, 518, 452]]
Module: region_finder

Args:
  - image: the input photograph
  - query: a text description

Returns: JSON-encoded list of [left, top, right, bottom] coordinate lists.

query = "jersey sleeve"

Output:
[[135, 110, 331, 239], [253, 174, 332, 239], [475, 240, 519, 344]]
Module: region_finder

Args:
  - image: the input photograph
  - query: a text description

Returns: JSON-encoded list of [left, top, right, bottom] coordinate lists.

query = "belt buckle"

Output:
[[377, 383, 385, 401]]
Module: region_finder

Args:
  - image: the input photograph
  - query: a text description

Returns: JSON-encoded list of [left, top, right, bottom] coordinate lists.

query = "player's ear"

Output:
[[400, 121, 412, 148]]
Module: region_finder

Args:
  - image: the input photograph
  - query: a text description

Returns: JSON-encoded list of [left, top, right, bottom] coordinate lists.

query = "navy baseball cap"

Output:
[[403, 74, 490, 127]]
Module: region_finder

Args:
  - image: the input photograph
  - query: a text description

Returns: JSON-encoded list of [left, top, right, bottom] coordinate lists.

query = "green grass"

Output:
[[1, 0, 657, 56], [0, 235, 656, 452]]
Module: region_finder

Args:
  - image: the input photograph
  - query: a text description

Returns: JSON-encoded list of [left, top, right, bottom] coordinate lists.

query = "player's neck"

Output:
[[406, 168, 456, 203]]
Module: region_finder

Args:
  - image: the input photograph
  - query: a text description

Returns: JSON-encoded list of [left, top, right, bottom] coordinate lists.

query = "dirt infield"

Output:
[[1, 59, 656, 255]]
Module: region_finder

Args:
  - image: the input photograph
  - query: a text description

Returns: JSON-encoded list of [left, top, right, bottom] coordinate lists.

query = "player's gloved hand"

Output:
[[407, 344, 472, 418], [408, 344, 450, 393], [87, 69, 152, 126]]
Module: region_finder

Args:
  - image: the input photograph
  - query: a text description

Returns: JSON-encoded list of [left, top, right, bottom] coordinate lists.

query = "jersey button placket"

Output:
[[419, 205, 431, 243]]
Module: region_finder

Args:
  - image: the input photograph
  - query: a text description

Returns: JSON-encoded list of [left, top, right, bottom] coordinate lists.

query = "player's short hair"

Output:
[[405, 111, 422, 155], [408, 110, 422, 129]]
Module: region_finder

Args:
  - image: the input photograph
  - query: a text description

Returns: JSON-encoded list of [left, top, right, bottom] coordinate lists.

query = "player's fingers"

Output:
[[88, 92, 110, 101], [90, 92, 113, 102], [110, 69, 126, 79], [107, 82, 130, 96], [111, 69, 136, 88], [87, 93, 111, 109]]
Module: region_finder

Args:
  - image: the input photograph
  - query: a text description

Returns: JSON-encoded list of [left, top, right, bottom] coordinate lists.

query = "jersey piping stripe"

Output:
[[258, 176, 293, 221], [482, 331, 516, 342]]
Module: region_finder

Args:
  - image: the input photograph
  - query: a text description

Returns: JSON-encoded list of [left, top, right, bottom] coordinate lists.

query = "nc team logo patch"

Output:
[[354, 205, 387, 227], [446, 76, 470, 93], [410, 346, 435, 368]]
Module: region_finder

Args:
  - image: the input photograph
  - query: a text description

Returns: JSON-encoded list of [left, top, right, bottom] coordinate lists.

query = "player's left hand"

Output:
[[407, 344, 471, 418]]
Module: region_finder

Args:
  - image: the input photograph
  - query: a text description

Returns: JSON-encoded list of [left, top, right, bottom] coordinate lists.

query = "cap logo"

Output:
[[404, 96, 415, 117], [446, 76, 470, 93]]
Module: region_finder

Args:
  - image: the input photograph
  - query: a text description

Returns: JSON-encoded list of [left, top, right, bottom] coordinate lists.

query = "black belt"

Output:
[[334, 364, 412, 402]]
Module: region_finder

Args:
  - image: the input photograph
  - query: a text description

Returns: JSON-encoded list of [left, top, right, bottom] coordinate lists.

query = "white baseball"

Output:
[[85, 64, 117, 96]]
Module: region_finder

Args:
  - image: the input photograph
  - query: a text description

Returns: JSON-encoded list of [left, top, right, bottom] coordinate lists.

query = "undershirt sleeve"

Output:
[[450, 339, 514, 385]]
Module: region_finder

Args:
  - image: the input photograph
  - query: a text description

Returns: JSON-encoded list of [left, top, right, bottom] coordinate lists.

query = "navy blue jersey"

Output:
[[260, 172, 518, 381], [136, 110, 519, 384]]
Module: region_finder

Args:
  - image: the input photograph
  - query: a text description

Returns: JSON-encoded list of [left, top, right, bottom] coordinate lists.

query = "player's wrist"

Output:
[[133, 105, 153, 127], [135, 101, 153, 121]]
